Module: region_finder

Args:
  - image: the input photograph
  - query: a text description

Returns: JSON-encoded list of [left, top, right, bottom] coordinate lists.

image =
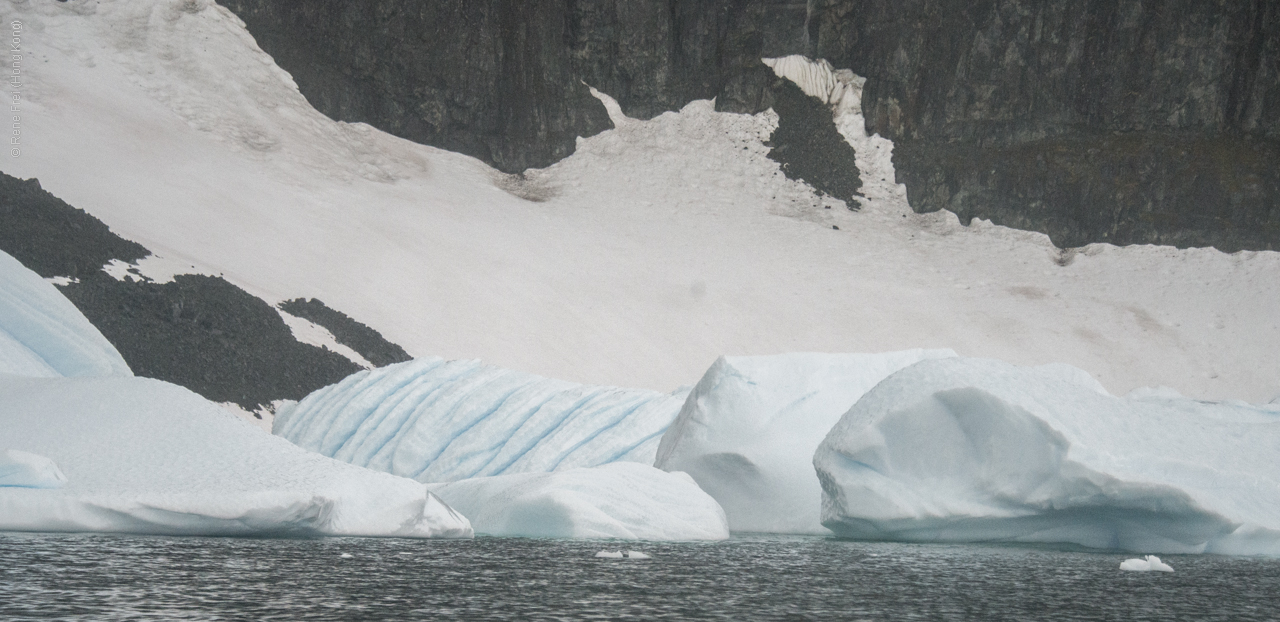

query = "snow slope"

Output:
[[0, 373, 473, 538], [428, 462, 729, 540], [814, 357, 1280, 555], [655, 350, 954, 534], [274, 357, 688, 483], [2, 0, 1277, 406], [0, 250, 131, 378]]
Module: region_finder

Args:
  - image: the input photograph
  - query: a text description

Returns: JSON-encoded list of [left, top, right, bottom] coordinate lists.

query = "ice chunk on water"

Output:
[[0, 449, 68, 489], [274, 358, 688, 482], [0, 251, 131, 378], [0, 374, 472, 538], [430, 462, 727, 541], [655, 350, 955, 534], [815, 357, 1280, 555], [1120, 555, 1174, 572], [595, 550, 653, 559]]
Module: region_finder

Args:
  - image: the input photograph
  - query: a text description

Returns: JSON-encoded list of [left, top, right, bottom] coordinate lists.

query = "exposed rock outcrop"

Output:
[[221, 0, 1278, 250]]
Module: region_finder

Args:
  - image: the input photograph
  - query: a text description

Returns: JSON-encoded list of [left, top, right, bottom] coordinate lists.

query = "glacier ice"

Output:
[[654, 350, 955, 533], [0, 450, 68, 489], [1120, 555, 1174, 572], [274, 357, 689, 482], [430, 462, 728, 540], [0, 374, 472, 538], [0, 250, 131, 378], [814, 357, 1280, 555]]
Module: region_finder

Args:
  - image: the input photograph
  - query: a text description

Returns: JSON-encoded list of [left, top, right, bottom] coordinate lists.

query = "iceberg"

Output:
[[274, 358, 688, 482], [430, 462, 728, 540], [0, 250, 131, 378], [814, 357, 1280, 555], [0, 449, 68, 489], [1120, 555, 1174, 572], [654, 350, 955, 533], [0, 374, 472, 538]]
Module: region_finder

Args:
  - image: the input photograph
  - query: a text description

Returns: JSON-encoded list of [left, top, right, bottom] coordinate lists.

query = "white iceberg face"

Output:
[[0, 374, 471, 538], [814, 357, 1280, 555], [654, 350, 955, 534], [0, 251, 131, 378], [0, 449, 68, 489], [274, 358, 688, 483], [429, 462, 728, 540]]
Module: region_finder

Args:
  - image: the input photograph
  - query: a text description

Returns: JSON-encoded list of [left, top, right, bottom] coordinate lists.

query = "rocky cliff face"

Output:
[[221, 0, 1279, 251], [819, 0, 1280, 251]]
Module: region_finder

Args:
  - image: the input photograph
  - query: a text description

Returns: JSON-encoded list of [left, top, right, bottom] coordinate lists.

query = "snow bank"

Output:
[[429, 462, 728, 540], [814, 358, 1280, 555], [0, 374, 472, 538], [274, 358, 688, 483], [654, 350, 954, 533], [0, 450, 68, 489], [0, 250, 131, 378]]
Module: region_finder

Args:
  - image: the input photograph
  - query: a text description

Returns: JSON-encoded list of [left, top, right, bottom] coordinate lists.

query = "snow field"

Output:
[[0, 0, 1274, 404]]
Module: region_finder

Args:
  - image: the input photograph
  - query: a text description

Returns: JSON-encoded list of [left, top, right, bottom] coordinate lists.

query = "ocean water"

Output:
[[2, 532, 1277, 621]]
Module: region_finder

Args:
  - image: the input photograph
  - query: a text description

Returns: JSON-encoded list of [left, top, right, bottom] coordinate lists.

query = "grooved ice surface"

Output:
[[815, 358, 1280, 555], [429, 462, 729, 540], [0, 251, 131, 378], [273, 358, 690, 483], [0, 450, 68, 489], [0, 374, 472, 538], [655, 350, 955, 534]]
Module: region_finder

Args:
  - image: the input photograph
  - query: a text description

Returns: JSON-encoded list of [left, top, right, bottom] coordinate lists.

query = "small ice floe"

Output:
[[1119, 555, 1174, 572], [594, 550, 652, 559]]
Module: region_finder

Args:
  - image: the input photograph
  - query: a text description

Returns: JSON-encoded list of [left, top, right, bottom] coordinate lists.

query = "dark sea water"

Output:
[[2, 532, 1278, 621]]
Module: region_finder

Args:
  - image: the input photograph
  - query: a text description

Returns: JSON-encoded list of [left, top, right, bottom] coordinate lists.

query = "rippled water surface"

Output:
[[2, 532, 1278, 621]]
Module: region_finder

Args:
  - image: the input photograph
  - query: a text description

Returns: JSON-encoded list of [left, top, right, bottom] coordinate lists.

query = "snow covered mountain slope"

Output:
[[274, 357, 688, 483], [2, 0, 1277, 403], [814, 358, 1280, 555], [0, 250, 130, 378]]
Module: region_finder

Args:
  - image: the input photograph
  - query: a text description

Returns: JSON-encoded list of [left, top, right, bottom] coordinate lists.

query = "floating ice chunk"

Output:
[[0, 449, 68, 489], [0, 374, 472, 538], [595, 550, 652, 559], [0, 250, 131, 378], [274, 358, 688, 482], [815, 357, 1280, 555], [430, 462, 728, 540], [655, 350, 955, 534], [1120, 555, 1174, 572]]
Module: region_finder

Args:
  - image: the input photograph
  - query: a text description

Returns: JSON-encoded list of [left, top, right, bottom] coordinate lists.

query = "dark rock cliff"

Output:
[[221, 0, 1279, 251], [818, 0, 1280, 251]]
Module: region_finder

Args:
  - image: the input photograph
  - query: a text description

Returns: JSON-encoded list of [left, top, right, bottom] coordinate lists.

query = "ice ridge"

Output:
[[274, 358, 690, 483]]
